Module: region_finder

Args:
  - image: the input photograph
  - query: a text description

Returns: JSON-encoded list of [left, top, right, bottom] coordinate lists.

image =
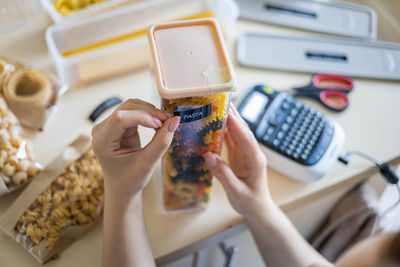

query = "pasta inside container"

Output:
[[148, 18, 237, 213], [162, 93, 230, 211]]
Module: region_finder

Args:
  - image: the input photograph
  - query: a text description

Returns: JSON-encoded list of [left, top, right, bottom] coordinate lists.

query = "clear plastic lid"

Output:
[[0, 0, 43, 32], [148, 18, 236, 99]]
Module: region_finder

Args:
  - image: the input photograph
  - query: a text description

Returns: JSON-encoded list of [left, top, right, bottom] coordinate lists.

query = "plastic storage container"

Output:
[[45, 0, 238, 84], [40, 0, 141, 23], [148, 18, 237, 213], [0, 0, 43, 32]]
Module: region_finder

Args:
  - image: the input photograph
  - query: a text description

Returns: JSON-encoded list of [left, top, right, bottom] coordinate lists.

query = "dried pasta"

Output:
[[53, 0, 105, 15], [162, 92, 230, 211], [0, 97, 41, 195], [11, 149, 104, 261]]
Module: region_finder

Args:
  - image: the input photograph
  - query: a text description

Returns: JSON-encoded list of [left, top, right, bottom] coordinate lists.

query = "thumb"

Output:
[[203, 152, 243, 196], [142, 116, 180, 165]]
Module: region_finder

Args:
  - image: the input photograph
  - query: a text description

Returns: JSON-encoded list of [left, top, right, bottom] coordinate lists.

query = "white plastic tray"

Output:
[[236, 0, 377, 39], [237, 33, 400, 80]]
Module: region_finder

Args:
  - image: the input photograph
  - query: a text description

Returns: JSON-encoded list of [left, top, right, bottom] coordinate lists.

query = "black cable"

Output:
[[338, 150, 399, 184], [338, 150, 400, 217], [339, 150, 381, 167]]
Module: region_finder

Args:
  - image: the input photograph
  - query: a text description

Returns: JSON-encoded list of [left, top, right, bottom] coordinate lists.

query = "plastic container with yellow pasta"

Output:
[[53, 0, 105, 15], [0, 136, 103, 264], [148, 19, 237, 212]]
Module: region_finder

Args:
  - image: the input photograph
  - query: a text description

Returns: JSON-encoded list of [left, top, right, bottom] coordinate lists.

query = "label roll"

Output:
[[4, 69, 53, 130]]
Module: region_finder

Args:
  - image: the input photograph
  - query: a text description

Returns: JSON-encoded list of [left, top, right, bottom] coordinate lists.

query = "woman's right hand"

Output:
[[205, 106, 334, 267], [203, 105, 274, 219], [91, 99, 180, 209]]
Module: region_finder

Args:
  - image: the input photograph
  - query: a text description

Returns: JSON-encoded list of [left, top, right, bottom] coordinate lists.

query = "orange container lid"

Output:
[[147, 18, 236, 99]]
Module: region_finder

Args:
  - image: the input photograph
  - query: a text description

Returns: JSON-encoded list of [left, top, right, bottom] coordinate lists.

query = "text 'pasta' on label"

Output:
[[174, 104, 211, 123]]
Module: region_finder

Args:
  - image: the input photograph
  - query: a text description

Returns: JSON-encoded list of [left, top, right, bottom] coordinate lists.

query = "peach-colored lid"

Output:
[[147, 18, 236, 99]]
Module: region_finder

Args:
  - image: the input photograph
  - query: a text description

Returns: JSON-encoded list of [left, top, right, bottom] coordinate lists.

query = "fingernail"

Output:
[[203, 152, 217, 168], [168, 116, 180, 132], [153, 117, 163, 128], [165, 112, 174, 118]]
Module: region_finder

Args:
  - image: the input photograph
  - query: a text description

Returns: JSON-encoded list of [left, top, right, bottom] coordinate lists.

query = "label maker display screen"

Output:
[[241, 91, 268, 123]]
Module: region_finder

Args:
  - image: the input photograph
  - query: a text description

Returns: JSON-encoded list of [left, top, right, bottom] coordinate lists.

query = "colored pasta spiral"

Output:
[[162, 93, 230, 211]]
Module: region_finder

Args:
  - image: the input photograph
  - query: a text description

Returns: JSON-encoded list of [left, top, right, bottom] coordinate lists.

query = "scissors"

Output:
[[293, 74, 354, 112]]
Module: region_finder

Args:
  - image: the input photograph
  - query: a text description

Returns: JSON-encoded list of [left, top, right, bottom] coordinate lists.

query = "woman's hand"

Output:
[[203, 104, 273, 219], [94, 99, 179, 267], [204, 106, 334, 267], [91, 99, 180, 209]]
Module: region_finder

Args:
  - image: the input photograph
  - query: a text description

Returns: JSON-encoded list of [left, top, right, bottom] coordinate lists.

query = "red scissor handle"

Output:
[[313, 74, 353, 92], [320, 91, 349, 111]]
